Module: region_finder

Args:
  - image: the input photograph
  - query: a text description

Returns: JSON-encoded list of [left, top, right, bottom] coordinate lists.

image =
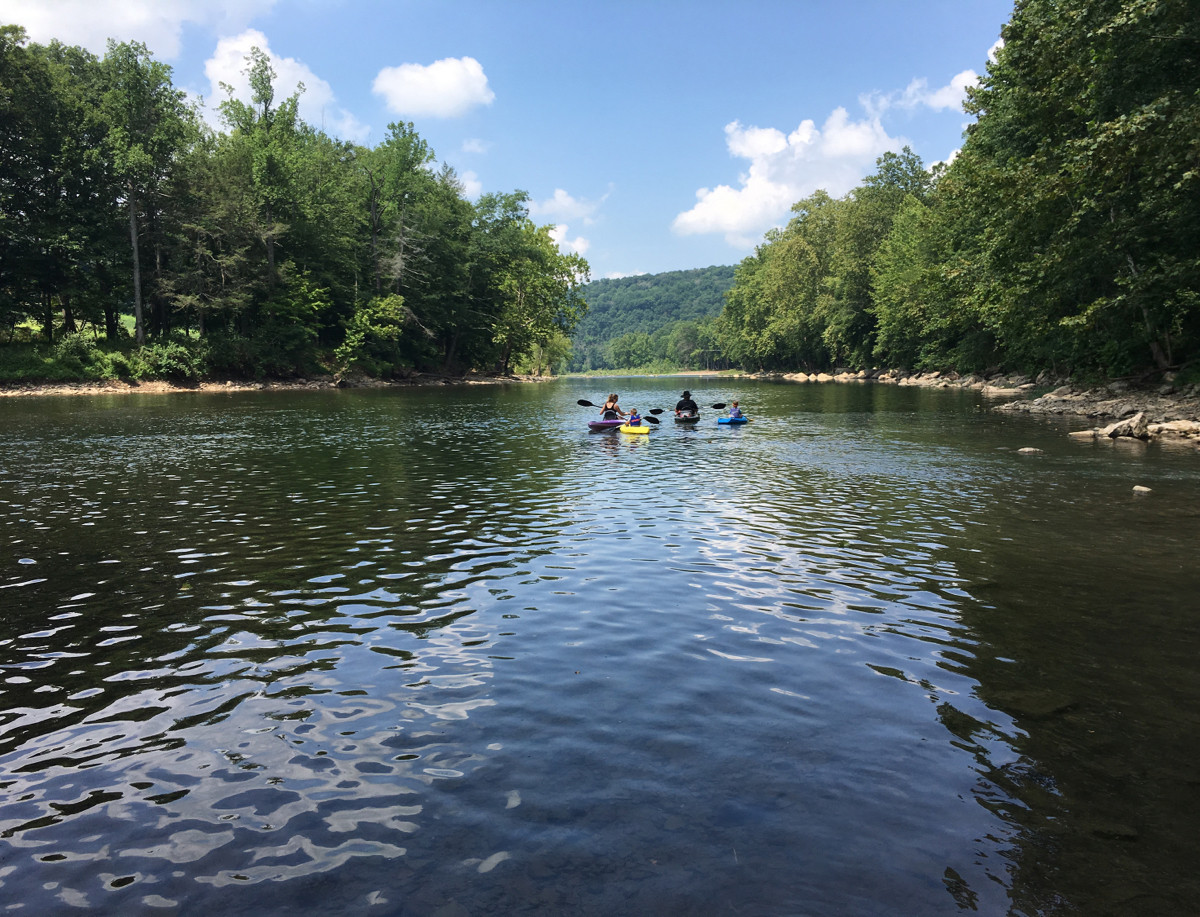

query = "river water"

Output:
[[1, 377, 1197, 916]]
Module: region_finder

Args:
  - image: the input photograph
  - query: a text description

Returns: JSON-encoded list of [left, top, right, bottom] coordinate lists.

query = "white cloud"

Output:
[[549, 224, 589, 256], [373, 57, 495, 118], [862, 67, 982, 118], [461, 138, 490, 154], [528, 188, 608, 225], [459, 170, 483, 199], [672, 109, 899, 245], [899, 69, 979, 112], [202, 30, 369, 142], [0, 0, 275, 58], [605, 270, 648, 279]]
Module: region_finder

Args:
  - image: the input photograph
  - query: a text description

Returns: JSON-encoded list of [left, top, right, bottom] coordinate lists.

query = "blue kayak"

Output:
[[717, 416, 749, 425]]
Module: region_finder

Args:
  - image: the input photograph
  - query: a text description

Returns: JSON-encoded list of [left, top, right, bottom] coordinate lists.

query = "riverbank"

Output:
[[0, 371, 547, 398], [767, 368, 1200, 444]]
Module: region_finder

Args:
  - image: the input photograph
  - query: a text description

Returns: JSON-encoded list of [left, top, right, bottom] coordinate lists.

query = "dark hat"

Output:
[[682, 390, 691, 398]]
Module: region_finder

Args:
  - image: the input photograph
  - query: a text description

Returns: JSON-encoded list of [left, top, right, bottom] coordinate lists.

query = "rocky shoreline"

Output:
[[775, 368, 1200, 446], [0, 371, 546, 399]]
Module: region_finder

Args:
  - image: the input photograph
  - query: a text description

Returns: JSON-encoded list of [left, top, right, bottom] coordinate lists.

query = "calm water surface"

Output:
[[1, 378, 1198, 916]]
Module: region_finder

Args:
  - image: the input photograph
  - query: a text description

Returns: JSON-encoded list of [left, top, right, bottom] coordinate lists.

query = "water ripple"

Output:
[[1, 384, 1198, 913]]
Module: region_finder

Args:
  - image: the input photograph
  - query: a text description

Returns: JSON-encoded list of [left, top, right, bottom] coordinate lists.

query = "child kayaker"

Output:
[[627, 408, 642, 426], [728, 401, 743, 419]]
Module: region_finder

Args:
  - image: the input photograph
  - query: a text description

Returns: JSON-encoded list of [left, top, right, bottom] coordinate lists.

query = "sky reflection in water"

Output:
[[1, 380, 1198, 915]]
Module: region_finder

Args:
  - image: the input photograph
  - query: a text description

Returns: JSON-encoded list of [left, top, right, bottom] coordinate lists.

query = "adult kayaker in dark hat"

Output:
[[675, 390, 698, 416]]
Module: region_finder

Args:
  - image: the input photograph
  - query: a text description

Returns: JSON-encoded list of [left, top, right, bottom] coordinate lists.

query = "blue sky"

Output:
[[2, 0, 1013, 279]]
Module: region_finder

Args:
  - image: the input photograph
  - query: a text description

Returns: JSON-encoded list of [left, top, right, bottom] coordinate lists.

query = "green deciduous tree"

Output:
[[819, 148, 932, 367], [100, 40, 193, 343], [491, 222, 589, 374], [954, 0, 1200, 375], [219, 47, 303, 292]]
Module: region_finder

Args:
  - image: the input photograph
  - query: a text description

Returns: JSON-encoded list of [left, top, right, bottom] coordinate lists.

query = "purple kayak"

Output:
[[588, 418, 624, 431]]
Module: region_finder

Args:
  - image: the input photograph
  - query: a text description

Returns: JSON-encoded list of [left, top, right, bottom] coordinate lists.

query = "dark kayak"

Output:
[[675, 412, 700, 423]]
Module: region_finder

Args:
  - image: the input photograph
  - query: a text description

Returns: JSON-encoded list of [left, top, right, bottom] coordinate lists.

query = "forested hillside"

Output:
[[4, 0, 1196, 388], [566, 265, 734, 371], [716, 0, 1199, 382], [0, 29, 587, 382]]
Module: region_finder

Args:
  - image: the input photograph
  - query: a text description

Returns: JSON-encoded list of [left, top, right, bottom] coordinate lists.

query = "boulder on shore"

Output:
[[994, 380, 1200, 443], [1100, 412, 1150, 440]]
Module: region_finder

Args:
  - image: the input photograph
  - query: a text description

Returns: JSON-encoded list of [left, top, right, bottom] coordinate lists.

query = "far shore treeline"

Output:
[[0, 26, 587, 383], [3, 0, 1198, 388], [713, 0, 1199, 384], [593, 0, 1199, 384]]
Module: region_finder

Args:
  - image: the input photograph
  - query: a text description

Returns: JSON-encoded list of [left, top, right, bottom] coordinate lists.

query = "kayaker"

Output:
[[600, 393, 626, 420], [627, 408, 642, 426], [728, 401, 743, 419], [675, 390, 698, 416]]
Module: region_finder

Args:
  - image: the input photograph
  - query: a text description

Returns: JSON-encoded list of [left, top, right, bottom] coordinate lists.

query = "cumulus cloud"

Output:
[[458, 170, 483, 199], [373, 57, 495, 118], [0, 0, 274, 58], [549, 225, 589, 257], [862, 68, 982, 118], [461, 138, 490, 154], [203, 30, 369, 142], [672, 109, 898, 245], [605, 270, 648, 279], [528, 188, 609, 225]]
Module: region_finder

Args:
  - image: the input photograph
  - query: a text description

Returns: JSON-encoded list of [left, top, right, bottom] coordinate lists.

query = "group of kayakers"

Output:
[[598, 391, 742, 426]]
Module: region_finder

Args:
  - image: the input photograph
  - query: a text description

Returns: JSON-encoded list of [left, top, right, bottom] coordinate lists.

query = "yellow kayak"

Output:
[[619, 423, 651, 435]]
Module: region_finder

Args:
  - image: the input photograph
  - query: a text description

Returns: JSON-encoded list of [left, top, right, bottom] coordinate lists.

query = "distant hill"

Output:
[[568, 265, 735, 370]]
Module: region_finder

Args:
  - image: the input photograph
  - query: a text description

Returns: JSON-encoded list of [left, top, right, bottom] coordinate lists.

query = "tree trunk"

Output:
[[62, 293, 76, 334], [442, 332, 460, 374], [43, 292, 54, 343], [264, 202, 277, 291], [105, 305, 118, 342], [368, 170, 382, 294], [128, 183, 145, 345], [152, 236, 169, 338]]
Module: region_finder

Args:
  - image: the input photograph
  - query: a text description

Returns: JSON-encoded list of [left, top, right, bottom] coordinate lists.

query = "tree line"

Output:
[[716, 0, 1198, 382], [0, 27, 588, 382], [567, 265, 734, 372]]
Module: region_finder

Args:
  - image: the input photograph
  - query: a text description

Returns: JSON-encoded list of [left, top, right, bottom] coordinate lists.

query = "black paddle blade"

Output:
[[643, 415, 660, 424], [649, 408, 665, 414], [711, 402, 727, 409], [577, 399, 597, 407]]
